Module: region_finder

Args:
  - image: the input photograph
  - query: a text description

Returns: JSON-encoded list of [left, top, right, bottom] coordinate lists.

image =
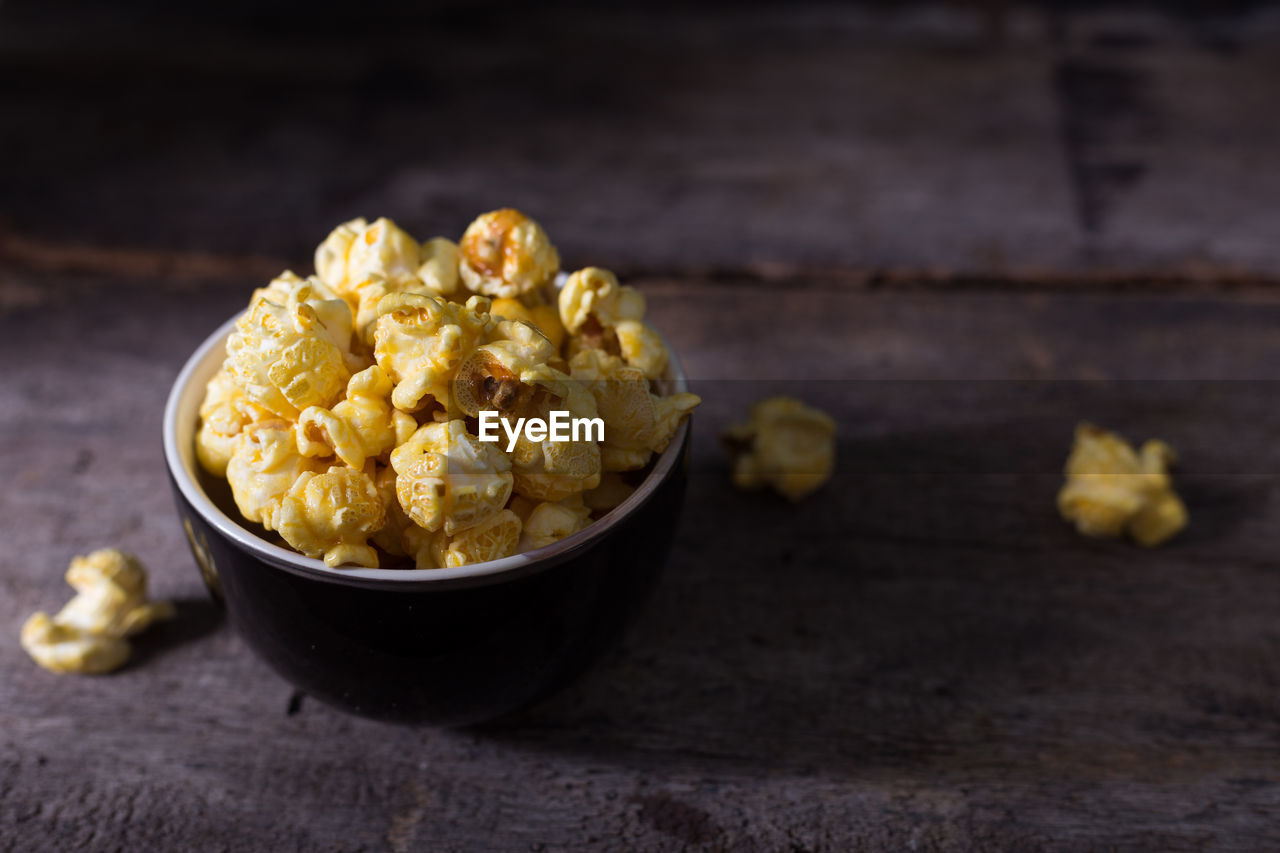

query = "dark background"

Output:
[[6, 2, 1280, 850]]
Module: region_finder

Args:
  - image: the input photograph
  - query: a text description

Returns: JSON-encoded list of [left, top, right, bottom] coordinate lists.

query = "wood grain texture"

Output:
[[3, 270, 1280, 851], [6, 1, 1280, 849], [3, 3, 1280, 280]]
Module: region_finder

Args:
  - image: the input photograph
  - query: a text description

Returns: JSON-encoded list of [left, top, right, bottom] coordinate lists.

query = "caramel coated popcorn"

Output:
[[21, 549, 174, 674], [1058, 423, 1187, 547], [196, 210, 699, 568], [722, 397, 837, 502]]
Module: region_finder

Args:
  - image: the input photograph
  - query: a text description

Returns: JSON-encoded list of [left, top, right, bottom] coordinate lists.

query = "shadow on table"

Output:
[[478, 418, 1275, 775], [128, 596, 224, 670]]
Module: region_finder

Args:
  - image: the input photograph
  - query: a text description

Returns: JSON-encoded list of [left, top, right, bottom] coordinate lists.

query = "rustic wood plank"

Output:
[[4, 271, 1280, 849], [4, 4, 1280, 279]]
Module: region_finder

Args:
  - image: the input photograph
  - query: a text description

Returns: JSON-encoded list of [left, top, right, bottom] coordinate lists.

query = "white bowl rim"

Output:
[[163, 311, 691, 588]]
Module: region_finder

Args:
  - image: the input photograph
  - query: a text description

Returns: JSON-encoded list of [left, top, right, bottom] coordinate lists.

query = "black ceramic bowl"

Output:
[[163, 314, 691, 725]]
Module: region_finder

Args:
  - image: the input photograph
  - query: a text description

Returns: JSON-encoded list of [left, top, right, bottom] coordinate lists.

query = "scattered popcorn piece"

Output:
[[315, 217, 421, 301], [390, 420, 513, 536], [722, 397, 837, 502], [269, 467, 385, 567], [459, 209, 560, 298], [519, 497, 592, 551], [21, 549, 174, 675], [374, 292, 491, 412], [1058, 423, 1188, 546]]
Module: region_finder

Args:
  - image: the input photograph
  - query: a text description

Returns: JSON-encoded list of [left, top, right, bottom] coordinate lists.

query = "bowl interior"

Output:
[[164, 312, 692, 587]]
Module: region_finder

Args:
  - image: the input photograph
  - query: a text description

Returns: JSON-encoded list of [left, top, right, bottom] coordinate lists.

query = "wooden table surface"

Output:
[[5, 3, 1280, 850]]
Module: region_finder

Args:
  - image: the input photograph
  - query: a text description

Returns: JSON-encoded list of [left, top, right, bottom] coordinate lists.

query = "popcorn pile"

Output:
[[197, 210, 700, 569]]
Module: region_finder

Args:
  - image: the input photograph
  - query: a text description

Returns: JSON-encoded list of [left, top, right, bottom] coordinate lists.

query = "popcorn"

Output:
[[490, 296, 566, 353], [373, 292, 491, 413], [297, 366, 417, 469], [519, 497, 592, 551], [390, 420, 513, 536], [1058, 423, 1188, 546], [269, 467, 385, 567], [459, 209, 560, 298], [558, 267, 644, 333], [409, 509, 523, 569], [418, 237, 462, 299], [225, 276, 356, 418], [507, 382, 603, 502], [197, 211, 700, 570], [560, 267, 667, 379], [21, 549, 174, 675], [614, 318, 669, 381], [451, 318, 558, 418], [225, 421, 322, 526], [196, 369, 275, 477], [370, 463, 412, 557], [722, 397, 837, 502], [570, 349, 699, 472], [315, 217, 421, 301]]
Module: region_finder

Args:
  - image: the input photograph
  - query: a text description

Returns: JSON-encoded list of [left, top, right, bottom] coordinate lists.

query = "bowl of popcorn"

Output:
[[163, 210, 700, 724]]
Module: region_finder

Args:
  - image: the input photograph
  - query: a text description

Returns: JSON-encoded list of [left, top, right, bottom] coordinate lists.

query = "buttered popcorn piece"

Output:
[[408, 509, 523, 569], [459, 209, 560, 298], [560, 267, 668, 379], [196, 369, 275, 477], [490, 296, 566, 353], [226, 421, 322, 526], [722, 397, 837, 502], [508, 383, 603, 502], [374, 292, 491, 412], [269, 467, 385, 567], [570, 349, 699, 472], [21, 549, 174, 675], [451, 318, 558, 418], [297, 366, 417, 469], [315, 217, 422, 301], [519, 497, 592, 551], [226, 276, 356, 418], [418, 237, 462, 299], [558, 267, 645, 333], [390, 420, 513, 536], [1058, 423, 1187, 547]]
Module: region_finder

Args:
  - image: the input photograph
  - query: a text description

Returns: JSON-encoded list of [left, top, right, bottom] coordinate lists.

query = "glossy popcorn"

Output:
[[195, 211, 700, 568], [722, 397, 837, 502], [21, 549, 174, 675], [1058, 423, 1187, 547]]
